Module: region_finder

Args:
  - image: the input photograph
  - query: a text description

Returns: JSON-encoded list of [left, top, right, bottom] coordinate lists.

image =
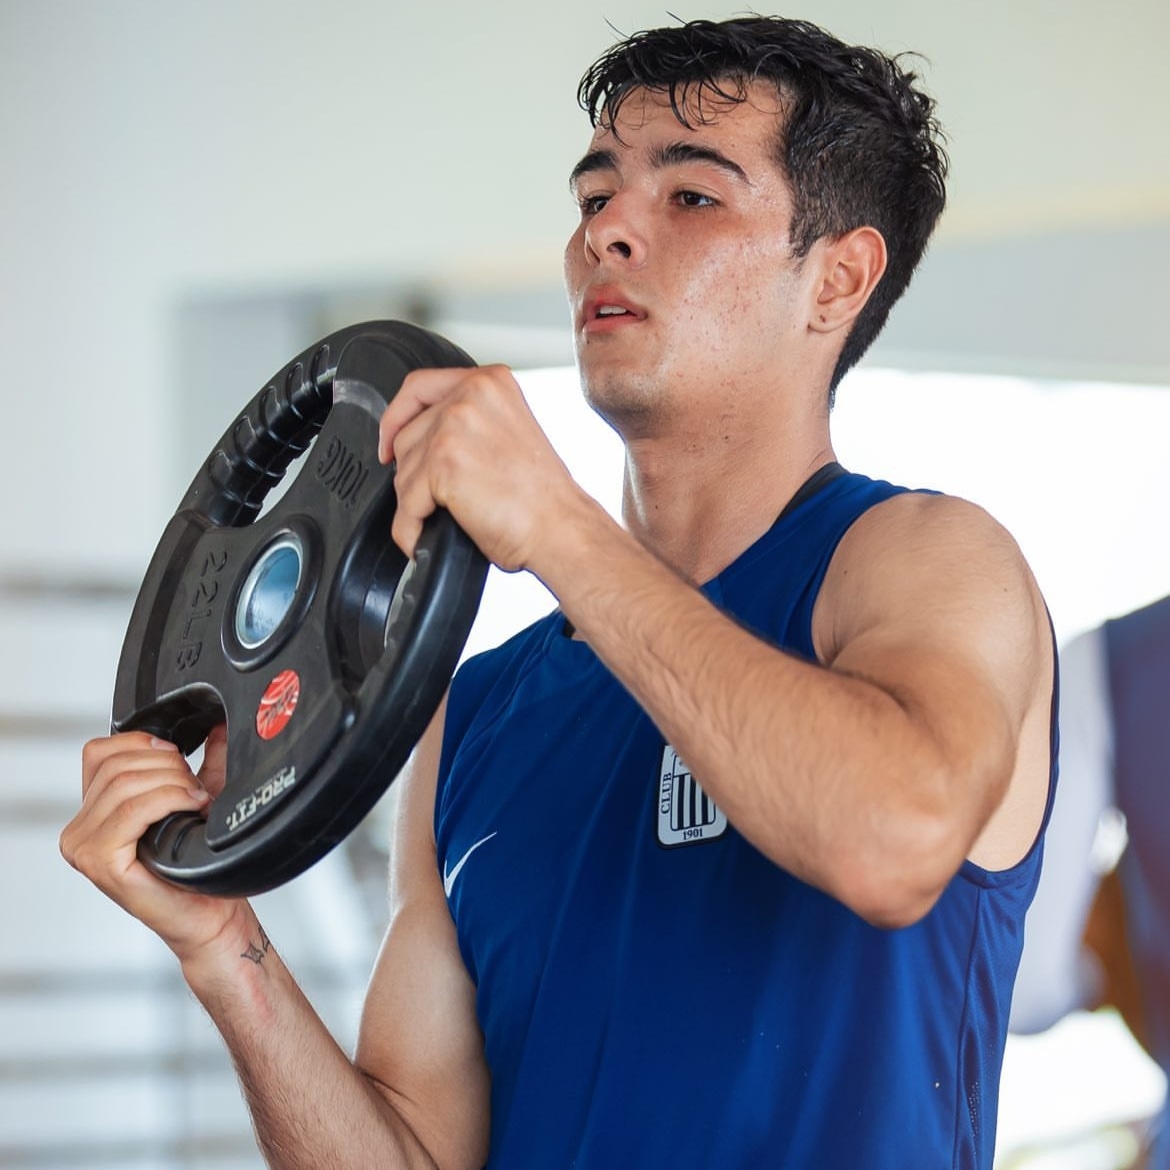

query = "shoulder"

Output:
[[815, 490, 1050, 698], [827, 488, 1037, 603], [837, 487, 1020, 564]]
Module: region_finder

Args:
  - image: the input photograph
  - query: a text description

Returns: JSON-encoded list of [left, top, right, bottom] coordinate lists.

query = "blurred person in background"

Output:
[[1013, 594, 1170, 1168]]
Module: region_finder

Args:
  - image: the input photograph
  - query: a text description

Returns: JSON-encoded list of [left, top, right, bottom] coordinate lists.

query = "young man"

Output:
[[63, 17, 1057, 1169]]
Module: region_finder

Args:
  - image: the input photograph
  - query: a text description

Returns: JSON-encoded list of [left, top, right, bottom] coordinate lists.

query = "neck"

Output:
[[619, 404, 836, 584]]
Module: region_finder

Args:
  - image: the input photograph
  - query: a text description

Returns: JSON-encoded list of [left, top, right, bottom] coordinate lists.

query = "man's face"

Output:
[[564, 83, 811, 434]]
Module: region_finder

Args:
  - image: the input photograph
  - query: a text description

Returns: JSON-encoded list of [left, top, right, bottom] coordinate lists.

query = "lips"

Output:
[[581, 289, 646, 333]]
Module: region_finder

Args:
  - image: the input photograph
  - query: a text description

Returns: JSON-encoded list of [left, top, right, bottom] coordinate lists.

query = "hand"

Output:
[[377, 365, 582, 573], [60, 728, 248, 961], [197, 721, 227, 794]]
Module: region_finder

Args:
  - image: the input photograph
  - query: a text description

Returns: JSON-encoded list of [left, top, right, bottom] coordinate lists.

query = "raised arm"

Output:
[[379, 366, 1054, 931], [531, 488, 1053, 927], [61, 708, 488, 1169]]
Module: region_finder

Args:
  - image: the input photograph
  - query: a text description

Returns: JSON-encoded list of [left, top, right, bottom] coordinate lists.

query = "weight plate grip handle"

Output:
[[199, 358, 331, 528]]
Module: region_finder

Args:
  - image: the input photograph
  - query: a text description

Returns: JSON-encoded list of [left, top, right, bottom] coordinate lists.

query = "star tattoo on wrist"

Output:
[[240, 925, 272, 965]]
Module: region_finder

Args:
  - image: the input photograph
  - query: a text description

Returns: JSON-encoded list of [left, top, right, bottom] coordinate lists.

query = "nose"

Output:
[[582, 194, 647, 269]]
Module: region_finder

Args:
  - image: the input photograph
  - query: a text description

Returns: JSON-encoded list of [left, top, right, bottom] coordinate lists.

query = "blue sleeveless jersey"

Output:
[[436, 470, 1055, 1169]]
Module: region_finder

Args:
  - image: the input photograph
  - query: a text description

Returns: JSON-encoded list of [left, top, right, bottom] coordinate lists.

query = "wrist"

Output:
[[176, 902, 276, 1000], [533, 495, 688, 652], [528, 488, 627, 601]]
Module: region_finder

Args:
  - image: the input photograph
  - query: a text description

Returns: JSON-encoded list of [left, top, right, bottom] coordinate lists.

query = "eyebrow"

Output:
[[569, 149, 618, 190], [568, 141, 752, 191]]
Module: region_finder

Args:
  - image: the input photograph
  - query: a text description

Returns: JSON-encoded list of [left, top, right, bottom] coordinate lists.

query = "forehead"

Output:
[[587, 81, 787, 157]]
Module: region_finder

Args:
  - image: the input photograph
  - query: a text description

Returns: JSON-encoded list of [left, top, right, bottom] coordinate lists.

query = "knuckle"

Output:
[[80, 736, 107, 776], [391, 429, 417, 470], [469, 370, 507, 405], [390, 514, 418, 557], [119, 789, 163, 826], [428, 424, 462, 466], [69, 839, 100, 878], [120, 792, 145, 822], [91, 754, 131, 794]]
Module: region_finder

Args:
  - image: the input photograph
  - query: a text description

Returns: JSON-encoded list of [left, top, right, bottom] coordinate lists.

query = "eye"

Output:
[[577, 193, 611, 216], [676, 190, 716, 209]]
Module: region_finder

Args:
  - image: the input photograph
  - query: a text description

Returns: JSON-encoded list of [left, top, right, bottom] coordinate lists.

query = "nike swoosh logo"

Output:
[[443, 832, 497, 898]]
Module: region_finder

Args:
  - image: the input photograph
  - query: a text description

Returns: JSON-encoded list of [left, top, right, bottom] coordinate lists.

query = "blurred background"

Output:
[[2, 0, 1168, 1166]]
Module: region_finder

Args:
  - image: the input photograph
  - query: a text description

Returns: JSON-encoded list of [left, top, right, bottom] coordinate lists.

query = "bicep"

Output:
[[821, 492, 1044, 720], [817, 492, 1052, 848], [356, 697, 490, 1170]]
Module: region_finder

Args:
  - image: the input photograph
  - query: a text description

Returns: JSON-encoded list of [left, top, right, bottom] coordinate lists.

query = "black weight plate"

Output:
[[112, 320, 487, 896]]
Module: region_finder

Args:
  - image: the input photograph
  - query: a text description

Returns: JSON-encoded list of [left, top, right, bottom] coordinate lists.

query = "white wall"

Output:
[[0, 0, 591, 573], [2, 0, 1168, 579]]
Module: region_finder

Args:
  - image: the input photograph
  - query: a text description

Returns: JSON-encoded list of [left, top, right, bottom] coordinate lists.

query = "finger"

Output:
[[82, 732, 177, 791], [196, 724, 229, 799], [389, 453, 435, 560], [81, 762, 210, 830], [72, 764, 209, 863], [62, 778, 210, 875], [387, 404, 447, 559], [82, 733, 183, 798], [84, 742, 194, 806], [378, 367, 471, 465]]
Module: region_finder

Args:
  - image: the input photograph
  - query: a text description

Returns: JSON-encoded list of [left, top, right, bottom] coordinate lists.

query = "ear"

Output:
[[809, 227, 887, 334]]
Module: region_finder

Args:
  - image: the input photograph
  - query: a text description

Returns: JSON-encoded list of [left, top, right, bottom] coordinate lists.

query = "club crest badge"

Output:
[[657, 745, 728, 848]]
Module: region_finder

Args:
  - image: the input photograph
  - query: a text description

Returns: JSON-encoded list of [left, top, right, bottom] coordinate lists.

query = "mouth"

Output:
[[581, 292, 646, 333]]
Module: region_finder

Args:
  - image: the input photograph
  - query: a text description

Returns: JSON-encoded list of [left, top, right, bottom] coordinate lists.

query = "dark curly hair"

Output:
[[577, 16, 949, 398]]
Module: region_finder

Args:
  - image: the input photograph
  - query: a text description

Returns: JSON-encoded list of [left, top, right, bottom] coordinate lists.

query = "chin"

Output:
[[580, 369, 664, 435]]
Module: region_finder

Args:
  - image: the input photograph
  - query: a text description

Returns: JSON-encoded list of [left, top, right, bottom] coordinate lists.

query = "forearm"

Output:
[[182, 909, 437, 1170], [532, 496, 1001, 922], [64, 732, 457, 1165]]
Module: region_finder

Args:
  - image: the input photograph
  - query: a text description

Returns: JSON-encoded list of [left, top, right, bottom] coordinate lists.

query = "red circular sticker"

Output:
[[256, 669, 300, 740]]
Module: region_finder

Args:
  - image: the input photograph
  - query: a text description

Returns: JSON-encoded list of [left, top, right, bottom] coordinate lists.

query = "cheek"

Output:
[[563, 221, 593, 272], [562, 230, 582, 289], [708, 243, 795, 322], [674, 253, 763, 333]]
